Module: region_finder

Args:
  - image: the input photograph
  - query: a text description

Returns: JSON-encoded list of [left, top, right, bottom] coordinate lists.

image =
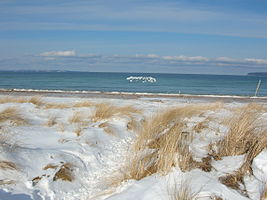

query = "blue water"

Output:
[[0, 71, 266, 96]]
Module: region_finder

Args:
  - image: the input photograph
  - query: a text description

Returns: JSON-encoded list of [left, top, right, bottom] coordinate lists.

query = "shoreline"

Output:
[[0, 88, 266, 103]]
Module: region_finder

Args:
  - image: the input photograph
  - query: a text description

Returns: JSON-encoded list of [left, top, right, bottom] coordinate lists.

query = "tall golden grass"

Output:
[[0, 107, 26, 126], [0, 96, 91, 109], [73, 100, 94, 107], [91, 103, 141, 122], [45, 100, 94, 109], [212, 103, 267, 195], [0, 95, 70, 109], [28, 96, 44, 107], [0, 96, 44, 107], [0, 96, 28, 104], [216, 103, 264, 157], [214, 104, 267, 173], [120, 103, 223, 181], [69, 111, 84, 123], [44, 102, 71, 109], [134, 103, 222, 151]]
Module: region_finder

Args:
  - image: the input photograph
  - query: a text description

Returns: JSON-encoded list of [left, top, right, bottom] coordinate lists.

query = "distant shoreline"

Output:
[[0, 70, 259, 77], [0, 88, 266, 103], [248, 72, 267, 77]]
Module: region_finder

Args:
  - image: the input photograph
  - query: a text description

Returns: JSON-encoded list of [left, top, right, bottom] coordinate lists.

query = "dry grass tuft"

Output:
[[0, 161, 17, 170], [211, 103, 267, 195], [170, 187, 194, 200], [43, 164, 58, 170], [46, 116, 57, 127], [216, 103, 264, 157], [127, 118, 140, 132], [196, 156, 213, 172], [134, 103, 222, 151], [99, 122, 116, 135], [212, 103, 267, 175], [218, 172, 249, 197], [217, 137, 267, 196], [168, 180, 199, 200], [120, 103, 223, 181], [69, 111, 84, 123], [32, 176, 42, 186], [74, 126, 83, 136], [92, 103, 141, 122], [53, 163, 74, 182], [116, 105, 142, 116], [121, 152, 158, 181], [44, 102, 71, 109], [0, 96, 44, 107], [0, 179, 15, 185], [0, 107, 26, 126], [193, 120, 209, 133], [28, 96, 44, 107], [261, 185, 267, 200], [73, 101, 94, 107], [0, 96, 28, 104], [92, 103, 117, 122], [218, 173, 243, 190]]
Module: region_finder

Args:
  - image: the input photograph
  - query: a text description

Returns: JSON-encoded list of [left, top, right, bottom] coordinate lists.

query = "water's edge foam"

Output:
[[0, 88, 266, 99]]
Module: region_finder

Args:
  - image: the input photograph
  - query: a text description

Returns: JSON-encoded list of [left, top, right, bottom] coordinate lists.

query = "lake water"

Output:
[[0, 71, 266, 96]]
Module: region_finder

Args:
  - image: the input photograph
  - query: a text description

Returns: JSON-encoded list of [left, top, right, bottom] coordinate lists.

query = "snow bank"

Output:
[[0, 95, 266, 200]]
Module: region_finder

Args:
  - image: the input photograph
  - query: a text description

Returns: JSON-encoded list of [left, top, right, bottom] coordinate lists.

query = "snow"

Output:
[[107, 169, 250, 200], [0, 95, 266, 200]]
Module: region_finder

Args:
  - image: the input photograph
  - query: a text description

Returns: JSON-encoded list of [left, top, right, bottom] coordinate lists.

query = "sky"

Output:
[[0, 0, 267, 75]]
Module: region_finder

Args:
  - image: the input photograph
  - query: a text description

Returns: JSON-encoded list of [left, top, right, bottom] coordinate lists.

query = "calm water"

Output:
[[0, 71, 266, 96]]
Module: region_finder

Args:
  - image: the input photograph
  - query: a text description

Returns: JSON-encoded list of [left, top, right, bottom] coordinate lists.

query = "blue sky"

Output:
[[0, 0, 267, 74]]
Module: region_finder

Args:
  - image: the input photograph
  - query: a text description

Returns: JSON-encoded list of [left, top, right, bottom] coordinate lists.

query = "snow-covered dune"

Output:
[[0, 95, 266, 200]]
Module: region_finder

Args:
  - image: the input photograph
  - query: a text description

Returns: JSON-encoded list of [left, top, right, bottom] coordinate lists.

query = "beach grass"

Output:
[[117, 103, 223, 181], [0, 161, 17, 170], [0, 107, 26, 126], [92, 103, 141, 122], [69, 111, 84, 124], [112, 101, 267, 199], [168, 184, 198, 200]]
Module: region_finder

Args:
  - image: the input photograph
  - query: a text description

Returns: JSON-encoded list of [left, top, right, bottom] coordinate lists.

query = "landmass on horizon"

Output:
[[248, 72, 267, 77]]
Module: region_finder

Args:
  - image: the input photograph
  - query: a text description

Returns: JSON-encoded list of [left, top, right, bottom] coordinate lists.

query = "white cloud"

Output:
[[132, 54, 209, 62], [40, 50, 76, 57], [162, 55, 209, 62], [37, 51, 267, 69], [135, 54, 160, 58], [179, 55, 209, 62], [2, 52, 267, 74], [215, 57, 238, 62], [244, 58, 267, 65]]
